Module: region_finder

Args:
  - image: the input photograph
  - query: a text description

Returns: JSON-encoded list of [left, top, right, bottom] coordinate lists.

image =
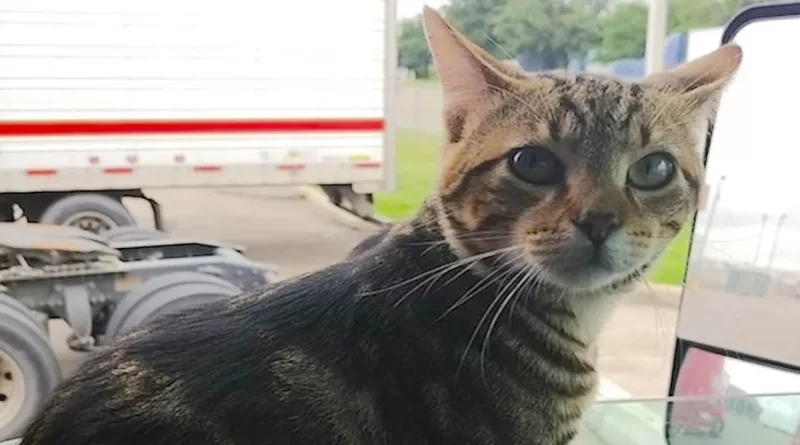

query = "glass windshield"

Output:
[[576, 391, 800, 445], [677, 10, 800, 369]]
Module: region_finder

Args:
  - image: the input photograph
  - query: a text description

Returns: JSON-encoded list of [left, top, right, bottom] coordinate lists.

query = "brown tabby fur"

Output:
[[21, 7, 741, 445]]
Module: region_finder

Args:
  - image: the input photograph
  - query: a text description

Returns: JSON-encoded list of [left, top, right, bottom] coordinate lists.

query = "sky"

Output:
[[398, 0, 448, 19]]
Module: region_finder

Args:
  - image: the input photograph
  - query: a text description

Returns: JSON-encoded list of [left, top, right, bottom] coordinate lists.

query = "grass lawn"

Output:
[[648, 224, 692, 285], [375, 130, 691, 285], [375, 129, 441, 219]]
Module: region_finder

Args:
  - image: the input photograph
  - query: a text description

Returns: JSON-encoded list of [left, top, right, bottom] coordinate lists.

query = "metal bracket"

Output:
[[61, 284, 95, 351], [145, 195, 165, 231], [339, 186, 374, 218]]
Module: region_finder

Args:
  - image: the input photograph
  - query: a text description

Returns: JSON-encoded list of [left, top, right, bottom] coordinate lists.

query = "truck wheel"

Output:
[[103, 226, 168, 243], [104, 272, 242, 340], [709, 419, 724, 438], [0, 295, 61, 441], [38, 193, 136, 234]]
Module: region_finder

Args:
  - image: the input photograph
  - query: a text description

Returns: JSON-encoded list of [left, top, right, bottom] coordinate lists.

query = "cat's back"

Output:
[[22, 254, 390, 445]]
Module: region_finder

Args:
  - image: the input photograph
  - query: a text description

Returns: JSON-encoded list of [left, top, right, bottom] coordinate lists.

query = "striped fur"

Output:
[[21, 8, 742, 445]]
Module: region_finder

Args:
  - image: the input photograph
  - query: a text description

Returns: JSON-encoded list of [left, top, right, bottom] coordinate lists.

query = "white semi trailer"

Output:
[[0, 0, 396, 231]]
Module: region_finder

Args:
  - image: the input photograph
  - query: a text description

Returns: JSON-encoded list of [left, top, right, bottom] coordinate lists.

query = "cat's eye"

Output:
[[508, 146, 564, 185], [627, 152, 676, 190]]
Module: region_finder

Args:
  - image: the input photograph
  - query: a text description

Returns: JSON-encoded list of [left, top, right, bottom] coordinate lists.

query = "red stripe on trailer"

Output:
[[355, 162, 381, 169], [0, 118, 385, 137], [104, 167, 133, 174], [26, 169, 57, 176], [194, 165, 222, 172], [278, 164, 305, 172]]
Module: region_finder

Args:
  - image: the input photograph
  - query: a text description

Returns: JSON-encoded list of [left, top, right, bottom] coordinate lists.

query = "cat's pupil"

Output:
[[508, 146, 563, 185], [645, 158, 662, 174]]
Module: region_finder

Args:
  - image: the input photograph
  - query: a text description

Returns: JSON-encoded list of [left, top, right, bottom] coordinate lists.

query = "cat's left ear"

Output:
[[643, 44, 743, 117], [422, 7, 527, 143]]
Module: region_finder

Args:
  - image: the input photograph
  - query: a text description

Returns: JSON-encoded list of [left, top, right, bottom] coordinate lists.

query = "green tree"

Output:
[[596, 0, 773, 63], [668, 0, 728, 33], [667, 0, 773, 33], [490, 0, 608, 68], [397, 15, 431, 78], [593, 2, 648, 63], [442, 0, 510, 59]]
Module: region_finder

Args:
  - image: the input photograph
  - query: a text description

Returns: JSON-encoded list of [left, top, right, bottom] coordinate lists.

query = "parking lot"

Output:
[[48, 185, 682, 400]]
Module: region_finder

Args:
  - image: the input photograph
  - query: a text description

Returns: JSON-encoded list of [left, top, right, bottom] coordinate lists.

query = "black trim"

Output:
[[722, 1, 800, 44], [667, 2, 800, 442], [674, 339, 800, 377]]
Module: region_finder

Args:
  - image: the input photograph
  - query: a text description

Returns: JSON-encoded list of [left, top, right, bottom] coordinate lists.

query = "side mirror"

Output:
[[669, 2, 800, 444]]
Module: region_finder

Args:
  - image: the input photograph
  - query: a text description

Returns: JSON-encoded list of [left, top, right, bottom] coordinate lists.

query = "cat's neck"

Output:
[[384, 198, 631, 344]]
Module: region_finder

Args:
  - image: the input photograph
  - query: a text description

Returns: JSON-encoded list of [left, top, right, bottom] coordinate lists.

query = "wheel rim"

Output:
[[668, 424, 685, 437], [62, 211, 118, 233], [0, 348, 26, 430]]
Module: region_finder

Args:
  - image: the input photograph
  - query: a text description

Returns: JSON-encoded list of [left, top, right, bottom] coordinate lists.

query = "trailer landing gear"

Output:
[[320, 185, 388, 226]]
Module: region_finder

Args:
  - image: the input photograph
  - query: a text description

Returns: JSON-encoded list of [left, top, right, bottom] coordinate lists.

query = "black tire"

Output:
[[104, 272, 242, 340], [0, 294, 61, 441], [709, 419, 724, 438], [38, 193, 136, 233], [103, 226, 168, 243], [666, 423, 686, 438], [320, 185, 343, 206]]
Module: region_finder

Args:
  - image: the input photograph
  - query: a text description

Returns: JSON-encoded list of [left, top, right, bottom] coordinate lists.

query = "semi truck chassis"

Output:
[[0, 223, 277, 440]]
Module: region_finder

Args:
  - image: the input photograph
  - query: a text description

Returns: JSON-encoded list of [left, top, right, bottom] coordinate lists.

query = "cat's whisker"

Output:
[[408, 232, 515, 247], [416, 235, 516, 256], [359, 246, 521, 297], [526, 266, 549, 312], [391, 254, 500, 305], [481, 265, 542, 380], [390, 246, 526, 308], [459, 266, 530, 384], [509, 259, 551, 326], [554, 283, 571, 309], [424, 233, 514, 241], [422, 226, 515, 237], [437, 251, 526, 321], [628, 272, 669, 357], [420, 251, 490, 298]]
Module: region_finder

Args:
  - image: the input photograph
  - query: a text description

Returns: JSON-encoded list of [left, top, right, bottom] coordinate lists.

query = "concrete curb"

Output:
[[298, 186, 383, 233]]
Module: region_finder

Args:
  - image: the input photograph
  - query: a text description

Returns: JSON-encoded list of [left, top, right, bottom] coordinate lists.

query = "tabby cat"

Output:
[[22, 7, 741, 445]]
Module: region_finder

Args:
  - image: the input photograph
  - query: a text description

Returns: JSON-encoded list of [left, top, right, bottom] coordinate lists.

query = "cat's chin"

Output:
[[530, 253, 640, 293], [539, 263, 634, 292]]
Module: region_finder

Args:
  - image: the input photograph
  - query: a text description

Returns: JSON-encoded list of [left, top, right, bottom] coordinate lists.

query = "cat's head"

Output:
[[422, 7, 741, 292]]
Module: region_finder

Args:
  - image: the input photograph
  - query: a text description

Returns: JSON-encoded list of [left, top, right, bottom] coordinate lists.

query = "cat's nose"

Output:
[[573, 211, 620, 247]]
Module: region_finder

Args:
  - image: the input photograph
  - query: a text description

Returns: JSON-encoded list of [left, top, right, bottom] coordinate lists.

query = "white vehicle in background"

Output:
[[0, 0, 396, 232]]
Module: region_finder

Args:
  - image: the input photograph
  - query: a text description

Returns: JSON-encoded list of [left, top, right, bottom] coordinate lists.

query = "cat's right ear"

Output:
[[422, 7, 521, 143], [643, 44, 743, 118]]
